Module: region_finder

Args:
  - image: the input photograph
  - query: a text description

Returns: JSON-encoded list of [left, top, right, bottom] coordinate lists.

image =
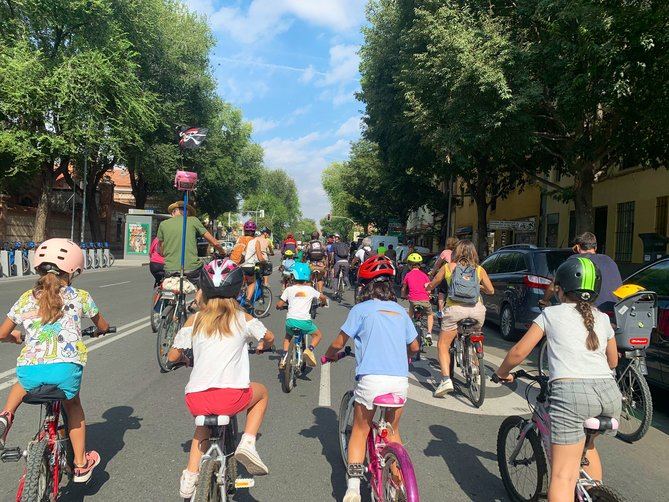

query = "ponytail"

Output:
[[574, 299, 599, 351], [34, 272, 67, 324]]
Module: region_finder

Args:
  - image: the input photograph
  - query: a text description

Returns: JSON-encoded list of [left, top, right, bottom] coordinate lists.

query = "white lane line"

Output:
[[0, 316, 150, 382], [318, 362, 332, 407], [99, 281, 131, 288]]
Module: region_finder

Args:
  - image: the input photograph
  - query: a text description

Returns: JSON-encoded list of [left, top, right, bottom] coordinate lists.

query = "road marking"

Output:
[[99, 280, 131, 288], [319, 362, 331, 407]]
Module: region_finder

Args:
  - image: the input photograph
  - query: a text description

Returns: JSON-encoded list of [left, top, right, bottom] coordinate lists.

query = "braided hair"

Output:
[[569, 293, 599, 351]]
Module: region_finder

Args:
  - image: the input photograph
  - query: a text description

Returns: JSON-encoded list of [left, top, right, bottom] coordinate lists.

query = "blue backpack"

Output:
[[447, 264, 480, 305]]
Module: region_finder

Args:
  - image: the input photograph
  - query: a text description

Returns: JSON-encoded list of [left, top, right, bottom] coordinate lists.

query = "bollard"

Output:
[[0, 250, 9, 278], [88, 248, 96, 268], [103, 248, 110, 267], [96, 246, 103, 268], [28, 250, 35, 274], [14, 250, 23, 277]]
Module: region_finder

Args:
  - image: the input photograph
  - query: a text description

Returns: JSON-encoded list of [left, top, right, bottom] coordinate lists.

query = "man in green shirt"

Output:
[[157, 201, 224, 280], [377, 242, 387, 256]]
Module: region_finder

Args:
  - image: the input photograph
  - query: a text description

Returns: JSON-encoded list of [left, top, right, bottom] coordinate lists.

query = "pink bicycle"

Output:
[[322, 351, 420, 502]]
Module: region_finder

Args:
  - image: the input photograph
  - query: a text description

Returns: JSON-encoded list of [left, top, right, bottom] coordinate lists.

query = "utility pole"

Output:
[[79, 152, 87, 243]]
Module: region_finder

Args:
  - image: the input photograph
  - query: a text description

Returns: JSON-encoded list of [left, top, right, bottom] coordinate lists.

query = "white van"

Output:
[[368, 235, 399, 252]]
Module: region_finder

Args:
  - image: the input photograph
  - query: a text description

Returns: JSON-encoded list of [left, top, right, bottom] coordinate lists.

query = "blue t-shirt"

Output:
[[340, 300, 418, 379], [282, 258, 295, 271]]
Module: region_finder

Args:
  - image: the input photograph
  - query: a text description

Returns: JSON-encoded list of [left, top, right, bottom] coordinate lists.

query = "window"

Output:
[[627, 260, 669, 296], [568, 210, 576, 245], [656, 196, 668, 237], [481, 254, 499, 274], [545, 213, 559, 247], [615, 201, 635, 262], [495, 252, 526, 274], [533, 250, 574, 278]]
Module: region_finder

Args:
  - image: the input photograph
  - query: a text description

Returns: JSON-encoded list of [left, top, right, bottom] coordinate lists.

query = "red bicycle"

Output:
[[0, 326, 115, 502]]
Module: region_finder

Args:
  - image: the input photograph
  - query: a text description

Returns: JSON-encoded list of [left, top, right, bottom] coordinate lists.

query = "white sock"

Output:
[[347, 477, 361, 492], [241, 433, 256, 447]]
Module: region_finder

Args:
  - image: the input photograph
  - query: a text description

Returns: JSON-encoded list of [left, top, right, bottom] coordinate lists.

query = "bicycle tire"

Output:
[[20, 437, 51, 502], [497, 416, 547, 502], [537, 339, 549, 378], [224, 421, 238, 499], [150, 288, 161, 333], [616, 362, 653, 443], [108, 253, 115, 267], [22, 256, 30, 275], [193, 457, 223, 502], [281, 341, 295, 393], [252, 285, 273, 318], [338, 390, 355, 467], [156, 304, 178, 373], [466, 342, 486, 408], [586, 485, 625, 502], [380, 443, 420, 502]]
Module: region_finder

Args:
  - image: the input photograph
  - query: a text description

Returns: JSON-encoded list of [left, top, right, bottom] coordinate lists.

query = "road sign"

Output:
[[488, 220, 535, 232]]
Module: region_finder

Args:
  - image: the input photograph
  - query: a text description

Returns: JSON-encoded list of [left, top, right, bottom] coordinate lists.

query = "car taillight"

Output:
[[523, 275, 552, 289], [629, 338, 649, 345], [659, 309, 668, 337]]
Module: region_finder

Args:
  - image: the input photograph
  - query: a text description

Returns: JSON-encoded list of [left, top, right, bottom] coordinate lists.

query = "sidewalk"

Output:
[[114, 260, 149, 267]]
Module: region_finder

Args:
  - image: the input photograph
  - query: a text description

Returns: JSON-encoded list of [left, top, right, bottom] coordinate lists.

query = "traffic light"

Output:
[[327, 213, 331, 221]]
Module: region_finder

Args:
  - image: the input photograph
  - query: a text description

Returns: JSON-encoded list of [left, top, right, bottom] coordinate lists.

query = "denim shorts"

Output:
[[16, 363, 83, 400], [549, 378, 622, 445]]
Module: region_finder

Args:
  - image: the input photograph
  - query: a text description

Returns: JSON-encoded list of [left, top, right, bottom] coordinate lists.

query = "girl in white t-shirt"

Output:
[[168, 260, 275, 499], [496, 258, 621, 501]]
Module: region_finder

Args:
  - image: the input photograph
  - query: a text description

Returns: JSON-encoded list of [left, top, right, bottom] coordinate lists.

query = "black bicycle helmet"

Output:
[[200, 259, 244, 299], [554, 257, 602, 303]]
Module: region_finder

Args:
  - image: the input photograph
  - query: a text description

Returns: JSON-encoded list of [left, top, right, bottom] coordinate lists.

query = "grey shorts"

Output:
[[549, 378, 622, 445]]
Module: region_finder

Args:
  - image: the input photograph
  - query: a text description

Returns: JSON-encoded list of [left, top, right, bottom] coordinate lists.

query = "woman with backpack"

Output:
[[426, 240, 494, 397]]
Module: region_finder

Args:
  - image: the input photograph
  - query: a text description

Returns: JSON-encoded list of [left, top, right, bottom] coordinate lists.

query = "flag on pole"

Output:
[[178, 127, 209, 149]]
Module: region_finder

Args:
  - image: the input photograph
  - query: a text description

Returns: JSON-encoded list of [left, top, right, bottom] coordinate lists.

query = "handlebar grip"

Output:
[[321, 346, 352, 364]]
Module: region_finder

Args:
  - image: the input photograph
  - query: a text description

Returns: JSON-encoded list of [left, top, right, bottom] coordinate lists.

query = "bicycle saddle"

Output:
[[372, 393, 406, 408], [583, 416, 619, 432], [458, 318, 479, 329], [22, 385, 67, 404], [195, 415, 231, 427]]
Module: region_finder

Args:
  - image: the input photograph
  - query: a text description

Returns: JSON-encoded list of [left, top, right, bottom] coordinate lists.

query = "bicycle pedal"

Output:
[[234, 478, 255, 489], [0, 447, 24, 462]]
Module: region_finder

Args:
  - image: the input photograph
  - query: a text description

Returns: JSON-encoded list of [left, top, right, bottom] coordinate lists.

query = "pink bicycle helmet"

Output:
[[34, 238, 85, 275], [243, 220, 257, 233]]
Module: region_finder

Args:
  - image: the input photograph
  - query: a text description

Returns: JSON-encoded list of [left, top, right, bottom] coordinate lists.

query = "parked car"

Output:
[[480, 245, 573, 340], [622, 258, 669, 389]]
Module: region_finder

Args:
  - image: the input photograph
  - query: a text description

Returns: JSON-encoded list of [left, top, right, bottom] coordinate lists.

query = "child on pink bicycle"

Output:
[[324, 255, 420, 502], [167, 259, 275, 499], [0, 239, 109, 483]]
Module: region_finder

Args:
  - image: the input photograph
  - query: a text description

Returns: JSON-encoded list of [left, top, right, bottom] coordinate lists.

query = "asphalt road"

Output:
[[0, 263, 668, 501]]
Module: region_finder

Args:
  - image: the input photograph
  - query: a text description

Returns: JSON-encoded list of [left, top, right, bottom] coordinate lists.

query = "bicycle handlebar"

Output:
[[491, 369, 543, 384], [320, 345, 352, 365], [82, 326, 116, 337]]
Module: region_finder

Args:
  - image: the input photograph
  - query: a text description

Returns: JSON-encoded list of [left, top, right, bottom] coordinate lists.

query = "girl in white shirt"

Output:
[[496, 258, 621, 502], [168, 260, 275, 499]]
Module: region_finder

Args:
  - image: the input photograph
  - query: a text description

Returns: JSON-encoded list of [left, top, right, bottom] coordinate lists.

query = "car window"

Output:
[[512, 253, 529, 272], [481, 254, 499, 274], [495, 252, 524, 273], [532, 250, 574, 278], [626, 260, 669, 296]]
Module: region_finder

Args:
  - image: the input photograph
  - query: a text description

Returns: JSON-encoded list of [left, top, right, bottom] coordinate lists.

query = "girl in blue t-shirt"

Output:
[[324, 256, 419, 502]]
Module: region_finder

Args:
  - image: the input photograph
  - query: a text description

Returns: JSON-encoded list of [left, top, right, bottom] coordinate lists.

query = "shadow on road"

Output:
[[424, 424, 507, 501], [61, 406, 142, 501]]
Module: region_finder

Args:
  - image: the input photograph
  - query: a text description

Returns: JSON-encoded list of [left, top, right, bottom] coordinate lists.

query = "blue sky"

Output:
[[183, 0, 367, 222]]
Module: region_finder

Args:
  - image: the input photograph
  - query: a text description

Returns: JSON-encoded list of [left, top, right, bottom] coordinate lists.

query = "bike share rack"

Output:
[[0, 250, 9, 278]]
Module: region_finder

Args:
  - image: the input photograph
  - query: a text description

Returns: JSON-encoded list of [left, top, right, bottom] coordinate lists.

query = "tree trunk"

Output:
[[573, 163, 595, 235], [34, 161, 55, 242], [86, 178, 102, 242], [128, 156, 148, 209], [472, 187, 490, 259]]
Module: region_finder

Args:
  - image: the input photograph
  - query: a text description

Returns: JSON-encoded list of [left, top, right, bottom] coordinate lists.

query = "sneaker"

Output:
[[278, 353, 287, 370], [73, 451, 101, 483], [343, 488, 362, 502], [424, 335, 433, 347], [179, 469, 199, 498], [0, 411, 13, 450], [302, 348, 317, 367], [433, 378, 454, 398], [234, 442, 269, 476]]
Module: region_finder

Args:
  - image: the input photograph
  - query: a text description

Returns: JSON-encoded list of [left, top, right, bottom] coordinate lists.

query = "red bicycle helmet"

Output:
[[243, 220, 257, 233], [358, 255, 395, 283]]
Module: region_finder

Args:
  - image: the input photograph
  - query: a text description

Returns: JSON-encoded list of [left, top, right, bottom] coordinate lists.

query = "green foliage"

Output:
[[286, 218, 318, 240], [243, 169, 301, 233]]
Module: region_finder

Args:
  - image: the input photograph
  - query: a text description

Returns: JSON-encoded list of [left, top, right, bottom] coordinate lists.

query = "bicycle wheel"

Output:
[[20, 437, 51, 502], [108, 253, 115, 267], [537, 339, 549, 378], [466, 342, 486, 408], [156, 305, 179, 373], [281, 341, 295, 393], [585, 485, 625, 502], [150, 288, 162, 333], [224, 421, 238, 499], [380, 443, 420, 502], [338, 390, 355, 467], [616, 363, 653, 443], [193, 457, 223, 502], [22, 256, 30, 275], [496, 416, 548, 502], [337, 276, 345, 302], [252, 285, 272, 318]]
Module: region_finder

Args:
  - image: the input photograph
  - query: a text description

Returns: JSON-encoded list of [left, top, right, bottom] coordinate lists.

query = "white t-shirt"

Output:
[[355, 246, 372, 262], [534, 304, 615, 382], [243, 236, 269, 266], [172, 312, 267, 393], [280, 285, 320, 321]]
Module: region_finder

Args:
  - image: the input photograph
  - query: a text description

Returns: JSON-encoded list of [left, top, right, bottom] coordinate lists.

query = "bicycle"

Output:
[[280, 326, 312, 393], [0, 326, 116, 502], [238, 265, 272, 318], [409, 303, 432, 361], [333, 263, 347, 303], [325, 349, 420, 502], [150, 282, 167, 333], [448, 318, 486, 408], [493, 370, 624, 502], [156, 273, 197, 372]]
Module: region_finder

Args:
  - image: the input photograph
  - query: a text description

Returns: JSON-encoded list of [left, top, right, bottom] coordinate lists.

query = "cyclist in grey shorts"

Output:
[[495, 258, 621, 501]]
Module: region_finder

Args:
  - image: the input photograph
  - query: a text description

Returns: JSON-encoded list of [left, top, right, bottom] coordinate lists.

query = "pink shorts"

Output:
[[185, 387, 253, 417]]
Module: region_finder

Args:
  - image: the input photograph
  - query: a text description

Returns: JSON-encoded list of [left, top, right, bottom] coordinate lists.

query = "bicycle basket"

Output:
[[162, 276, 197, 294]]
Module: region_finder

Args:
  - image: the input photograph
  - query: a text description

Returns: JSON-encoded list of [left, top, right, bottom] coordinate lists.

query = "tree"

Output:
[[243, 169, 300, 233], [286, 218, 318, 241]]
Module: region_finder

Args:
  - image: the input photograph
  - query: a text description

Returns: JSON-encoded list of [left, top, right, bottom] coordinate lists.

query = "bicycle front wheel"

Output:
[[585, 485, 625, 502], [338, 390, 355, 467], [616, 363, 653, 443], [281, 341, 295, 393], [156, 305, 178, 373], [253, 286, 273, 318], [193, 457, 223, 502], [380, 443, 420, 502], [150, 289, 162, 333], [496, 416, 547, 502], [466, 342, 485, 408], [20, 437, 51, 502]]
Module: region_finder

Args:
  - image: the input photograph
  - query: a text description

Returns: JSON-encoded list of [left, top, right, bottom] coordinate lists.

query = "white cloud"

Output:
[[184, 0, 216, 16], [218, 77, 269, 104], [336, 116, 361, 138], [299, 65, 317, 84], [321, 44, 360, 86], [251, 118, 280, 134]]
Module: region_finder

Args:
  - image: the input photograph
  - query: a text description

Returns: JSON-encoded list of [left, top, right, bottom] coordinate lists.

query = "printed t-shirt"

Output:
[[8, 287, 99, 367], [341, 300, 417, 379], [403, 268, 430, 302], [280, 285, 321, 321], [172, 312, 267, 393], [157, 216, 207, 272], [566, 254, 622, 308]]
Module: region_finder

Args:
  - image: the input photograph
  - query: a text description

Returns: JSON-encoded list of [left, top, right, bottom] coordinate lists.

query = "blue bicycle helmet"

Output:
[[291, 262, 311, 281]]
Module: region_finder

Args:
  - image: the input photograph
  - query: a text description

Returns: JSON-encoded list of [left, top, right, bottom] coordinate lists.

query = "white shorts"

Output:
[[354, 375, 409, 410]]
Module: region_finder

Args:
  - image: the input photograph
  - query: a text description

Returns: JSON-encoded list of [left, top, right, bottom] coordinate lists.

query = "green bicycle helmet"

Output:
[[554, 257, 602, 303]]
